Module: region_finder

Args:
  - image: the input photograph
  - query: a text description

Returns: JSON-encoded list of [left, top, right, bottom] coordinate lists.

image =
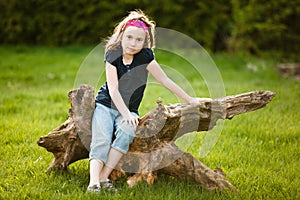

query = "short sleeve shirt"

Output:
[[96, 47, 154, 114]]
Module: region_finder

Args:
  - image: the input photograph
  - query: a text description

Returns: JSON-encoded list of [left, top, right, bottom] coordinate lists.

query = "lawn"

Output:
[[0, 45, 299, 200]]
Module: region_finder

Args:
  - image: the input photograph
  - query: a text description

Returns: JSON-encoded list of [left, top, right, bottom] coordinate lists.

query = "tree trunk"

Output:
[[37, 84, 275, 191]]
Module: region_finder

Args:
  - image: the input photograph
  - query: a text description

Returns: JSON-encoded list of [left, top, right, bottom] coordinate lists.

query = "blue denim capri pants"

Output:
[[89, 103, 138, 164]]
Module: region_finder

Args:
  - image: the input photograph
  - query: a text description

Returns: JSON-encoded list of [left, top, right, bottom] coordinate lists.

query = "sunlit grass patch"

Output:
[[0, 46, 299, 200]]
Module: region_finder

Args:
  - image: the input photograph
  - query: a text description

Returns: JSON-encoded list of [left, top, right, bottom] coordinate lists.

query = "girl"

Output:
[[88, 10, 210, 192]]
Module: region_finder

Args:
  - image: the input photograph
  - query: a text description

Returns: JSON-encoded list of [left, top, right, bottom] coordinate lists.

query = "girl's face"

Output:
[[121, 26, 146, 56]]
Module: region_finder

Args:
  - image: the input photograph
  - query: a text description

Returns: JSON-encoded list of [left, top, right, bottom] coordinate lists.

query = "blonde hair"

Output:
[[105, 10, 156, 52]]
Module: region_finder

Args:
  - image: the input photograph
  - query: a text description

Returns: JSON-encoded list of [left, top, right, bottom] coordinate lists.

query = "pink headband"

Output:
[[125, 19, 149, 31]]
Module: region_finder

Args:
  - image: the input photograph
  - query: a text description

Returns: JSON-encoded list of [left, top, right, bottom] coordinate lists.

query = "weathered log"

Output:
[[37, 84, 275, 191]]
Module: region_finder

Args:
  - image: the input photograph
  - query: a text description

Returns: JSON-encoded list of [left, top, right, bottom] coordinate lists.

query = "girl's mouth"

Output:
[[128, 48, 136, 52]]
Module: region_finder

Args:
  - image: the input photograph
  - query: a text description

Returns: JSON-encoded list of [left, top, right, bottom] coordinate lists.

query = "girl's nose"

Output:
[[130, 40, 136, 46]]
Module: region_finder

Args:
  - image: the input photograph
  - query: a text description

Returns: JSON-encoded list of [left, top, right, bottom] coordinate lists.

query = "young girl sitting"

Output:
[[87, 10, 210, 193]]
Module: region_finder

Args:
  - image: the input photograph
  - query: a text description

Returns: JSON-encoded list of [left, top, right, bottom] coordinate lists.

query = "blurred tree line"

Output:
[[1, 0, 299, 60]]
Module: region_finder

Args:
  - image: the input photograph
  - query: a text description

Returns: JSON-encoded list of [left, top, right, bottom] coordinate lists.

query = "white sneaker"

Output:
[[86, 184, 101, 193], [100, 179, 118, 193]]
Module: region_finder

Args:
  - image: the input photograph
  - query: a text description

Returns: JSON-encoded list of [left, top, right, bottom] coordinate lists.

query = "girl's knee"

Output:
[[112, 132, 135, 153]]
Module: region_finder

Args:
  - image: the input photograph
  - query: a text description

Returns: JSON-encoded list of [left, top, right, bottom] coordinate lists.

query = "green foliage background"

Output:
[[1, 0, 300, 60]]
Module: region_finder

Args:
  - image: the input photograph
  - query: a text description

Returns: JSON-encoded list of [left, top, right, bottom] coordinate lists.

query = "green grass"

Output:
[[0, 45, 299, 200]]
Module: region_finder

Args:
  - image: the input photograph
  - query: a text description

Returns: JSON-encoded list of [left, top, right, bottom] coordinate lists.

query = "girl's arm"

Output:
[[106, 62, 139, 126], [147, 60, 211, 104]]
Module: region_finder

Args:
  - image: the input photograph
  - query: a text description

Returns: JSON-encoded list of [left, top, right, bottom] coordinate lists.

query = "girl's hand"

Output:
[[121, 113, 139, 127], [188, 97, 212, 105]]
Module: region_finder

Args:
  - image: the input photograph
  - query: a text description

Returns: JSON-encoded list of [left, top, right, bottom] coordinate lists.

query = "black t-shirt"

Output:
[[96, 47, 154, 114]]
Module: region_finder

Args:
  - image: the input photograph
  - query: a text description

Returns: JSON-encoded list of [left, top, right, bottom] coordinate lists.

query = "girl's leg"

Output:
[[88, 103, 114, 187], [99, 148, 123, 180], [89, 159, 104, 186], [99, 112, 138, 181]]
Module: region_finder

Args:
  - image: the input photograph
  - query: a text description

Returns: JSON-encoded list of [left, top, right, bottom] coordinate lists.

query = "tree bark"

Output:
[[37, 84, 275, 190]]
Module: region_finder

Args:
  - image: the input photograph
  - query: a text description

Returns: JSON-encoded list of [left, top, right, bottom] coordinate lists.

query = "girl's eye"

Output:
[[137, 38, 143, 42], [126, 35, 133, 39]]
